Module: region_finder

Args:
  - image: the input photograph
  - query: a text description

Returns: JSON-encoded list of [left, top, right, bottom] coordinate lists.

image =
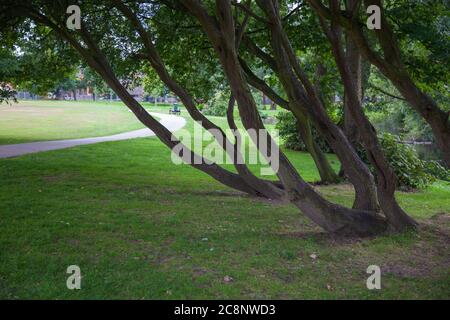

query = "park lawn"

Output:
[[0, 100, 149, 145], [0, 101, 449, 299]]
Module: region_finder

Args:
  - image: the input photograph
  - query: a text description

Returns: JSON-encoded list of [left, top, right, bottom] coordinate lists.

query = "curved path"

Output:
[[0, 112, 186, 159]]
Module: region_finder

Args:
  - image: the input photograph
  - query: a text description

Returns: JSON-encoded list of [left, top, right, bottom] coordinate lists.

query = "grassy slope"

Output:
[[0, 101, 449, 299]]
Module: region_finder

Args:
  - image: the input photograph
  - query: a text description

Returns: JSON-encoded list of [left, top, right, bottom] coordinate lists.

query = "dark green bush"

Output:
[[374, 133, 441, 190], [275, 111, 332, 152], [276, 111, 447, 190], [423, 159, 450, 182]]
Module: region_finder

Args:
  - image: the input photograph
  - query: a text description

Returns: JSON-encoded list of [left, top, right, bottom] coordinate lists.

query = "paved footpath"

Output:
[[0, 112, 186, 159]]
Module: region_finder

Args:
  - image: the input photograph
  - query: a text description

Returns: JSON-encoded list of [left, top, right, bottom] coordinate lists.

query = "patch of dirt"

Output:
[[191, 266, 209, 278], [362, 221, 449, 278], [277, 214, 450, 279]]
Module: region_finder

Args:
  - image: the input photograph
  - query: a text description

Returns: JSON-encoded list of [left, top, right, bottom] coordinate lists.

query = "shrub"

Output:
[[424, 160, 450, 182], [276, 112, 446, 190], [376, 133, 436, 190], [275, 111, 332, 152], [202, 91, 228, 117]]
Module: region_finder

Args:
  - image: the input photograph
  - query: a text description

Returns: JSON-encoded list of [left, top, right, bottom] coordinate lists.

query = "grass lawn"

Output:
[[0, 100, 147, 145], [0, 100, 449, 299]]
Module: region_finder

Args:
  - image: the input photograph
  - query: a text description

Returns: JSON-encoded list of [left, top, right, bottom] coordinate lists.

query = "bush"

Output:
[[275, 111, 332, 152], [376, 133, 437, 190], [202, 91, 228, 117], [276, 112, 447, 190], [424, 159, 450, 182]]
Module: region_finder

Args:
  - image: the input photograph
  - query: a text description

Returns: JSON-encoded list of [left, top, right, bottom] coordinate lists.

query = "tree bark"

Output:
[[113, 0, 284, 199], [240, 53, 340, 184], [255, 0, 379, 211], [181, 0, 387, 235], [321, 11, 416, 230]]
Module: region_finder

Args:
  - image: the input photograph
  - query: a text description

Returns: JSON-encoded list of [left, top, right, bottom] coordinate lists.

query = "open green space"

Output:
[[0, 100, 150, 145], [0, 101, 448, 299]]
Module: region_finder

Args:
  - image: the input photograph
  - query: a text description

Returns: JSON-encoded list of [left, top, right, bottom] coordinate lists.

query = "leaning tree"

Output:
[[2, 0, 447, 236]]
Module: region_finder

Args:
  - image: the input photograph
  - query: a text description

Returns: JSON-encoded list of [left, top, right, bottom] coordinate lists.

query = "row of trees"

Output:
[[0, 0, 448, 236]]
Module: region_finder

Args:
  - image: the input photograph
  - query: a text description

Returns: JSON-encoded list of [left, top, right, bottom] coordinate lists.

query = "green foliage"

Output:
[[142, 66, 166, 97], [276, 112, 446, 190], [259, 111, 268, 120], [275, 111, 303, 151], [377, 133, 438, 190], [424, 160, 450, 182], [202, 91, 228, 117], [275, 111, 331, 152], [385, 0, 450, 103], [0, 83, 16, 104]]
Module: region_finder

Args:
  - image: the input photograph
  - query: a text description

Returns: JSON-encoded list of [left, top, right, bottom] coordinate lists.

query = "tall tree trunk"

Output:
[[239, 48, 340, 185], [343, 32, 362, 148], [113, 0, 284, 200], [322, 13, 417, 230], [340, 16, 375, 208], [262, 15, 379, 211], [181, 0, 387, 235]]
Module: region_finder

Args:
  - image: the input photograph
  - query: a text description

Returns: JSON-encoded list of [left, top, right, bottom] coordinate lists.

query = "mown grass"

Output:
[[0, 100, 448, 299], [0, 100, 147, 145]]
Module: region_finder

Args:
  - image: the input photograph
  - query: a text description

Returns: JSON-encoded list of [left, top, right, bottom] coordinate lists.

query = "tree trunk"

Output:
[[239, 41, 341, 185], [113, 1, 284, 199], [323, 19, 417, 231], [264, 17, 379, 211], [183, 0, 387, 235], [394, 76, 450, 168]]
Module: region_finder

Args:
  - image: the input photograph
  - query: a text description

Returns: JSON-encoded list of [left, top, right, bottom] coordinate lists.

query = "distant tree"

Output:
[[0, 82, 16, 104]]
